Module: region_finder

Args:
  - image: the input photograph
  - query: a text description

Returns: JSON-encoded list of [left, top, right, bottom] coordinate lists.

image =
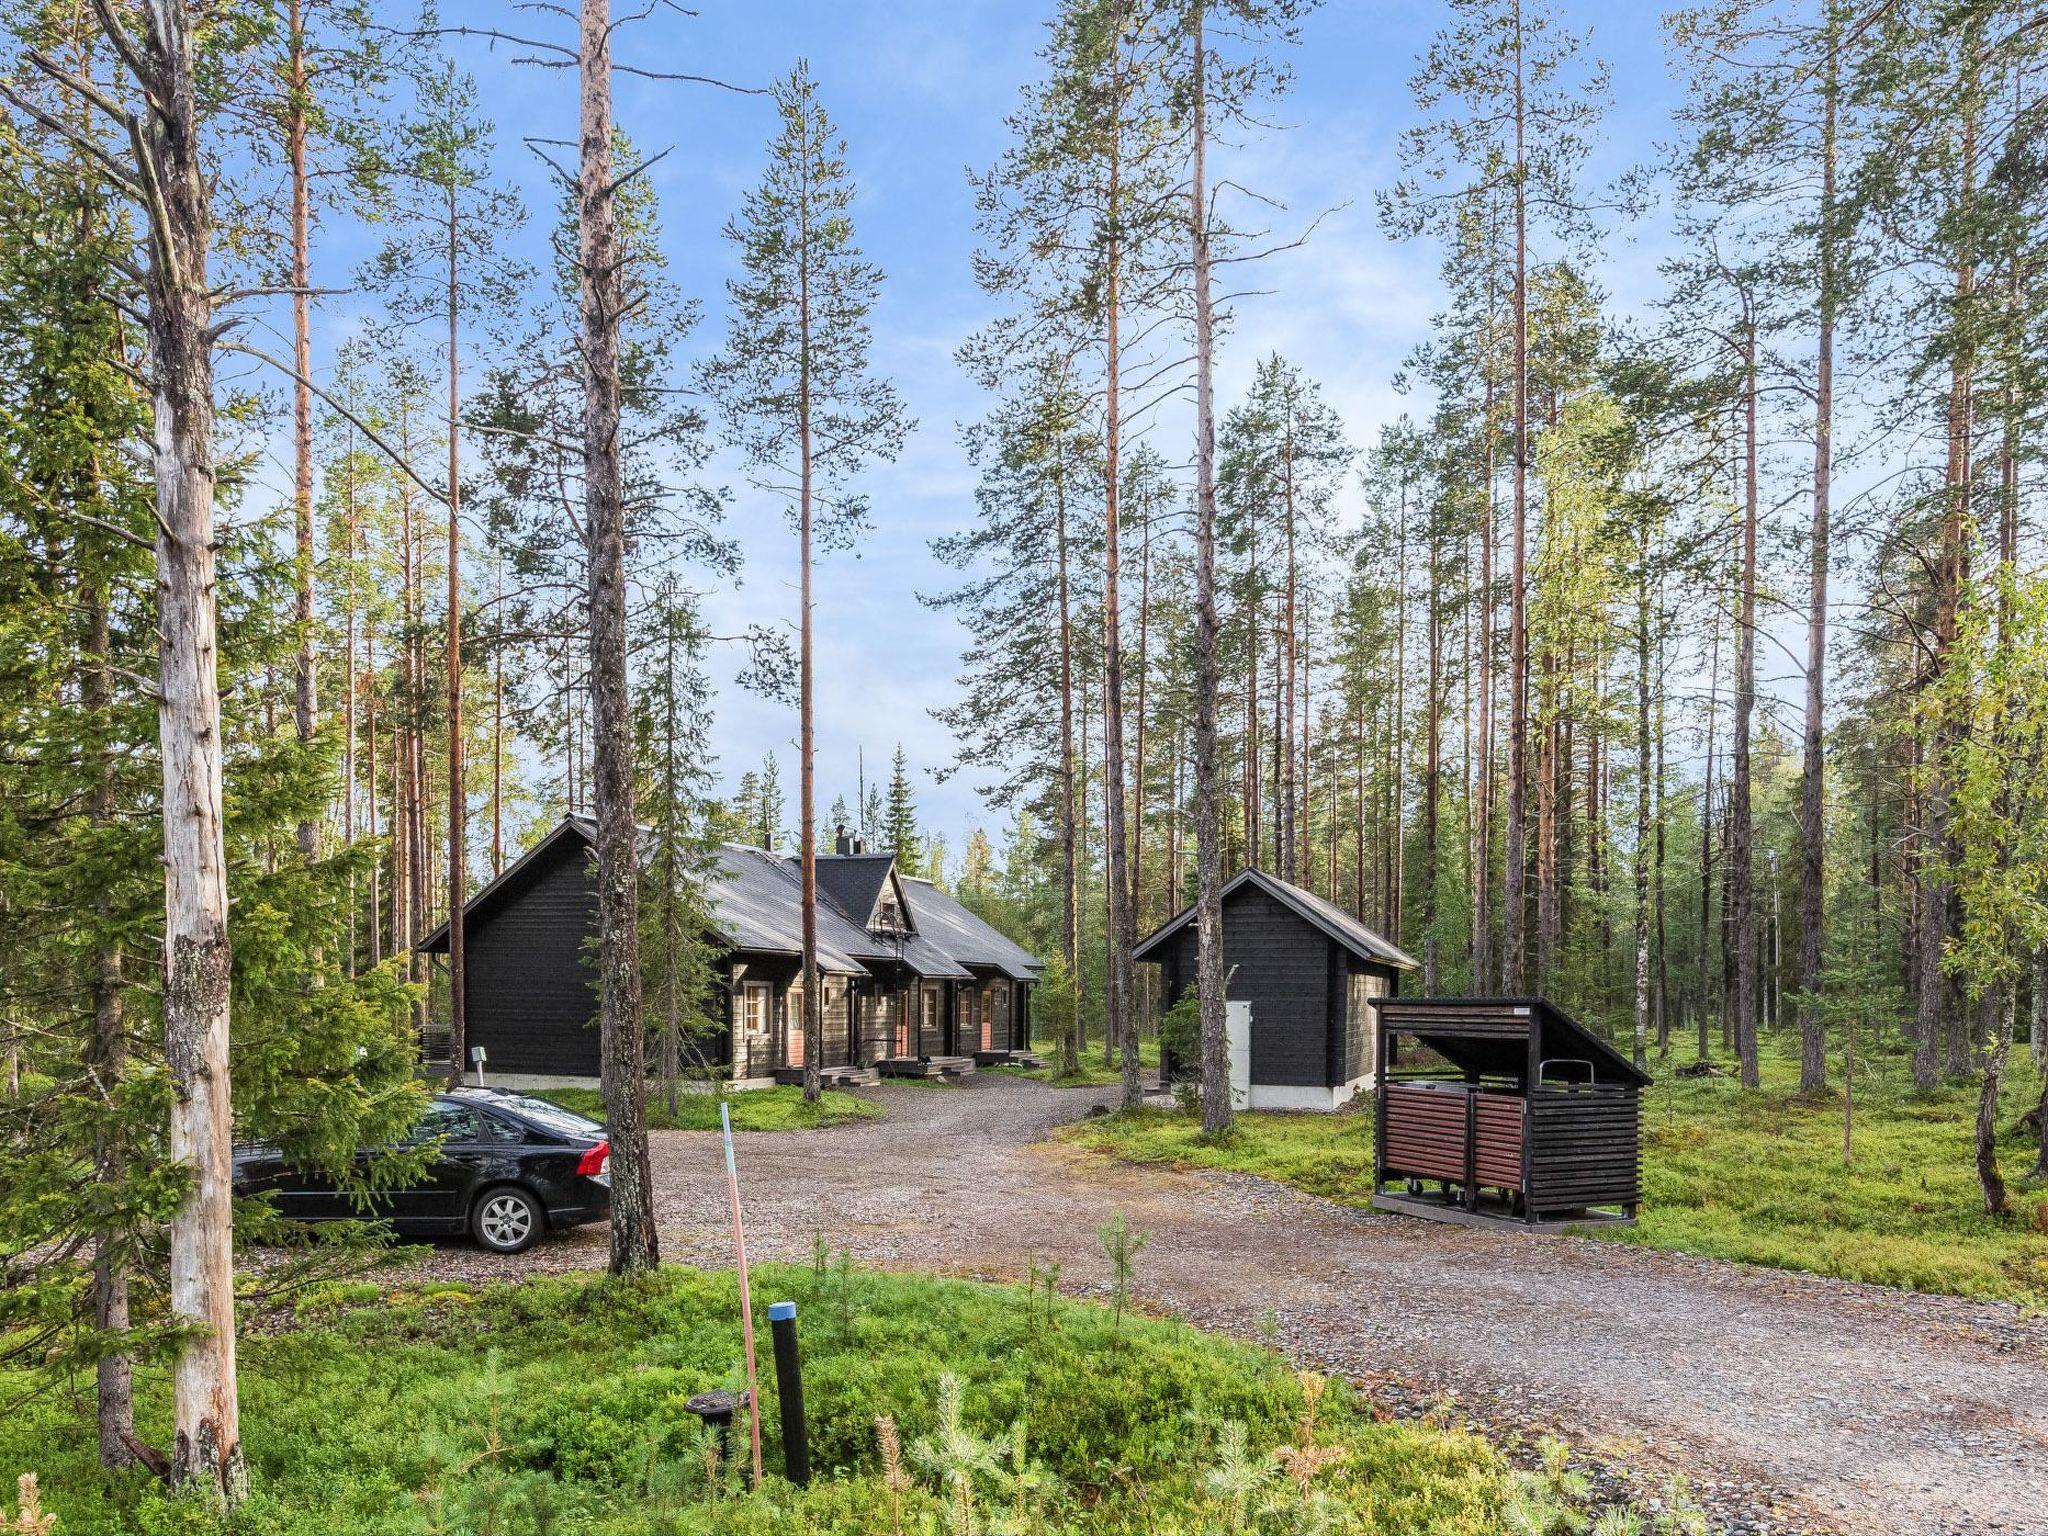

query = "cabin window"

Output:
[[922, 985, 940, 1051], [786, 983, 805, 1067], [875, 890, 904, 931]]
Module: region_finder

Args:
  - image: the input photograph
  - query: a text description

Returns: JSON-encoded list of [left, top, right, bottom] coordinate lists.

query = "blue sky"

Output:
[[321, 1, 1694, 854]]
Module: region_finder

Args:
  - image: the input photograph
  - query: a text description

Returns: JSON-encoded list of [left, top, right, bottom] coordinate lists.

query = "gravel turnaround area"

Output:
[[422, 1076, 2048, 1536]]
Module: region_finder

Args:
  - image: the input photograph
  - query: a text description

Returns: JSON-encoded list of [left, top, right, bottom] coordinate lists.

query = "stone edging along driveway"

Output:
[[434, 1075, 2048, 1536]]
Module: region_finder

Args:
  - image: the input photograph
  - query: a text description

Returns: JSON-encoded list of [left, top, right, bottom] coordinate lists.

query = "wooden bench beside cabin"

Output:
[[1369, 996, 1650, 1229]]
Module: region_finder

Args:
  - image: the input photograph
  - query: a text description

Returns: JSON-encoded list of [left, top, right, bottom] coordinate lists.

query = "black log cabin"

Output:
[[1134, 868, 1416, 1110], [417, 817, 1041, 1086]]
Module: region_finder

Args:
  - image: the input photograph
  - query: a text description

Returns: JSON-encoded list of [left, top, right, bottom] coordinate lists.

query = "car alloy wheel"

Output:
[[475, 1188, 539, 1253]]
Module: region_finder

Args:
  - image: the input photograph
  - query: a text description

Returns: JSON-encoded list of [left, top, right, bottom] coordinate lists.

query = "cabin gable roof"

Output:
[[420, 817, 1039, 987], [1131, 867, 1418, 971]]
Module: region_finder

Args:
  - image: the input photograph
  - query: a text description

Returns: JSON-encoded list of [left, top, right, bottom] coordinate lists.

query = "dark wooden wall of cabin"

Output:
[[1154, 884, 1335, 1088], [465, 846, 601, 1076]]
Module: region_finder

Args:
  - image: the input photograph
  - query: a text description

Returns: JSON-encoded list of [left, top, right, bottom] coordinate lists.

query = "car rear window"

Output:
[[487, 1094, 604, 1139]]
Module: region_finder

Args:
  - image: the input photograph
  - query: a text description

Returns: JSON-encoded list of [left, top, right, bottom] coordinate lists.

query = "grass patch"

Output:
[[1621, 1045, 2048, 1304], [994, 1035, 1162, 1087], [1063, 1103, 1378, 1204], [0, 1264, 1684, 1535], [534, 1084, 882, 1132], [1065, 1038, 2048, 1306]]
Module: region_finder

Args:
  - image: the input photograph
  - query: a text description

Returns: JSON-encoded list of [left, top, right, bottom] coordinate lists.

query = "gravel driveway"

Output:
[[431, 1075, 2048, 1536]]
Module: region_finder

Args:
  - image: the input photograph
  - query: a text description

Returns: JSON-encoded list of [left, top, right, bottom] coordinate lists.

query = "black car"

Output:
[[234, 1089, 612, 1254]]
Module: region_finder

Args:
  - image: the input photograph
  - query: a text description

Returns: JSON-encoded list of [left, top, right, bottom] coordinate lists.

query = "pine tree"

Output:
[[1388, 0, 1612, 991], [706, 62, 910, 1102], [367, 59, 526, 1088]]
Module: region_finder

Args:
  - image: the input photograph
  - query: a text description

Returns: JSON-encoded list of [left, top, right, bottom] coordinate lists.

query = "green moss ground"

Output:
[[0, 1265, 1655, 1535]]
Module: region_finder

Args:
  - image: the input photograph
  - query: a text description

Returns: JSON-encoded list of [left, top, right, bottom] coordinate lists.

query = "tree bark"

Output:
[[444, 173, 467, 1086], [131, 0, 244, 1496], [288, 0, 318, 861], [1190, 0, 1229, 1134], [1797, 28, 1837, 1096], [1634, 545, 1652, 1073], [1101, 38, 1139, 1111], [1733, 324, 1760, 1090], [1503, 6, 1531, 993], [579, 0, 656, 1272]]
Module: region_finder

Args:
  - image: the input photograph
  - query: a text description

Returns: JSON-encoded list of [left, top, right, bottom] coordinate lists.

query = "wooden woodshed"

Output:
[[1369, 996, 1650, 1228]]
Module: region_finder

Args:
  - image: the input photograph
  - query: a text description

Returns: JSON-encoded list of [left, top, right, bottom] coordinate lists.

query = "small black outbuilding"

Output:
[[1134, 868, 1416, 1111], [1369, 996, 1650, 1226]]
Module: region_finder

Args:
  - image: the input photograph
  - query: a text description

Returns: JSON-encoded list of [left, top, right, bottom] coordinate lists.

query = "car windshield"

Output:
[[481, 1094, 603, 1139]]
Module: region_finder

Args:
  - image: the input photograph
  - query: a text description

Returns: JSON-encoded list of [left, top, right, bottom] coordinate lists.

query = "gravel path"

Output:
[[424, 1076, 2048, 1536]]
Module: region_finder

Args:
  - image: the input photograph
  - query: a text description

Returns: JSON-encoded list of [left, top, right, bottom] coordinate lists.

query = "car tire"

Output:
[[471, 1184, 544, 1254]]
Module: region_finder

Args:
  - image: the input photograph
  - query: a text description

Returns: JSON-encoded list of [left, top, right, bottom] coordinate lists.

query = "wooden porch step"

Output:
[[973, 1050, 1044, 1068], [877, 1055, 977, 1079], [763, 1069, 878, 1089]]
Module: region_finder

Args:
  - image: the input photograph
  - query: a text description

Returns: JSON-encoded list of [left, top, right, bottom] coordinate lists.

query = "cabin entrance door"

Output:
[[785, 983, 805, 1068], [741, 982, 771, 1079]]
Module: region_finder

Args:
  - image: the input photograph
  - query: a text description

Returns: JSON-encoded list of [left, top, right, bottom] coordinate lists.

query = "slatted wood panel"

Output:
[[1376, 1001, 1533, 1039], [1382, 1085, 1470, 1182], [1528, 1085, 1640, 1210], [1473, 1092, 1525, 1190]]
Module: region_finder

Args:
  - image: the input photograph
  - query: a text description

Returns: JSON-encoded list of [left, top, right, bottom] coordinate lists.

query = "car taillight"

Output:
[[576, 1140, 609, 1177]]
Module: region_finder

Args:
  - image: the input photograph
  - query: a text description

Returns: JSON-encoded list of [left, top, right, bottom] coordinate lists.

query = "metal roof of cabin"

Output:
[[1131, 867, 1418, 970], [418, 818, 870, 976], [1372, 996, 1653, 1087], [419, 817, 1044, 985], [900, 876, 1045, 980], [708, 843, 872, 975]]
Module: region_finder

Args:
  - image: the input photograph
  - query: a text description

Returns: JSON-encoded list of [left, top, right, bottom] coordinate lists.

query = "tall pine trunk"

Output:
[[580, 0, 656, 1271], [135, 0, 244, 1495], [1101, 56, 1139, 1111], [1504, 12, 1531, 993], [444, 177, 468, 1086], [1733, 325, 1760, 1090], [1190, 0, 1230, 1134], [1797, 31, 1837, 1096], [287, 0, 318, 860]]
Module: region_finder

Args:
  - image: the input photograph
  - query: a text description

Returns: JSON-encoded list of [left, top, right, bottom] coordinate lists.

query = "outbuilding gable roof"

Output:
[[1372, 996, 1653, 1087], [1131, 867, 1418, 971]]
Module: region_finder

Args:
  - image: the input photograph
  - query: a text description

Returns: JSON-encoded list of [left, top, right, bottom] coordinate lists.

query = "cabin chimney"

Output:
[[853, 836, 866, 855], [834, 825, 853, 856]]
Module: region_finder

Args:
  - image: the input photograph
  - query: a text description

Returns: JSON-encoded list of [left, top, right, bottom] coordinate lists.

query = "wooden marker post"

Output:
[[721, 1101, 765, 1488]]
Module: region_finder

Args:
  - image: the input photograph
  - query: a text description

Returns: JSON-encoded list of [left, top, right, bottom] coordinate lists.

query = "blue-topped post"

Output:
[[768, 1300, 809, 1485]]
